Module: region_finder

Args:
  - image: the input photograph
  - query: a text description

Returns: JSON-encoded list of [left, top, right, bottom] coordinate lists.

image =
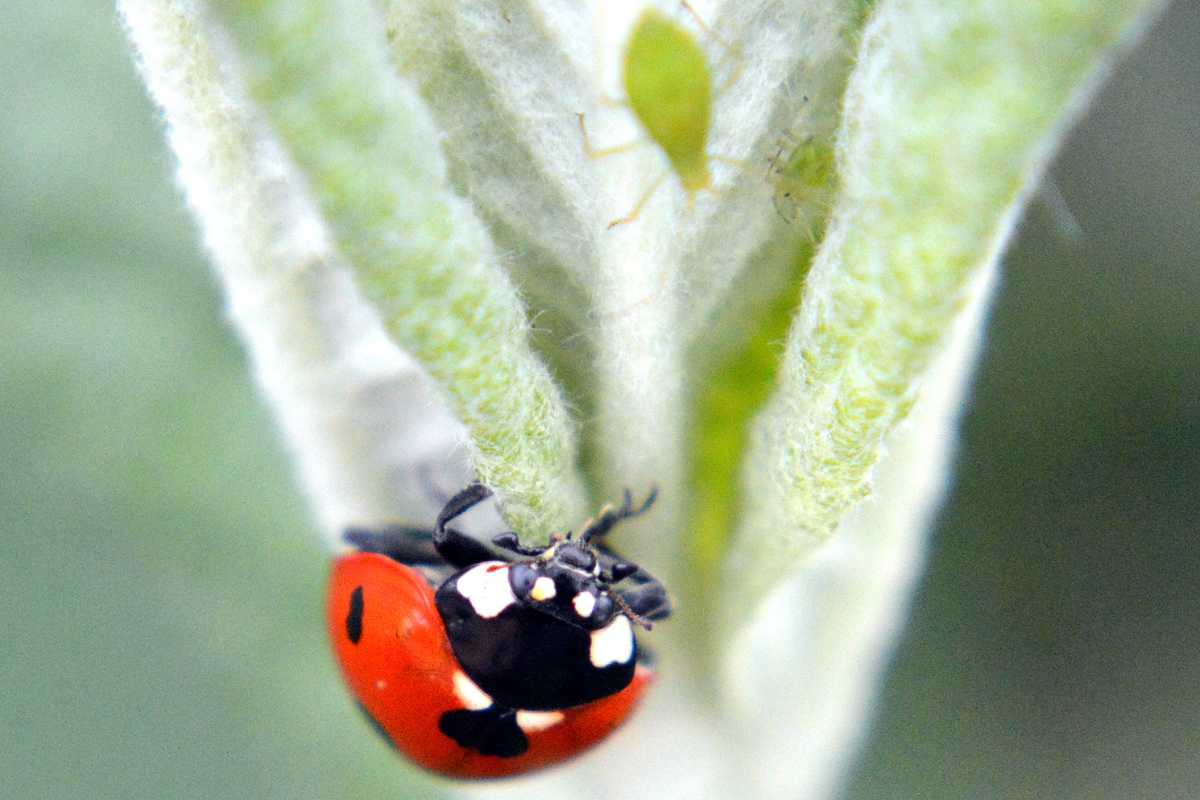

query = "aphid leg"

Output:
[[577, 112, 644, 159], [606, 171, 667, 229], [680, 0, 728, 49], [676, 154, 749, 209], [711, 154, 748, 171], [433, 484, 501, 568], [771, 193, 796, 224], [579, 114, 641, 158], [766, 132, 802, 183], [680, 0, 743, 90], [803, 218, 821, 244], [586, 262, 672, 321]]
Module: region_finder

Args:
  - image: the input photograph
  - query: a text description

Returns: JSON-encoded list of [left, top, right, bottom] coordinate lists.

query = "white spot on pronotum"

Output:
[[455, 562, 516, 618], [573, 591, 596, 618], [530, 576, 557, 601], [589, 614, 634, 668], [516, 709, 565, 733], [375, 679, 388, 690], [452, 670, 493, 711]]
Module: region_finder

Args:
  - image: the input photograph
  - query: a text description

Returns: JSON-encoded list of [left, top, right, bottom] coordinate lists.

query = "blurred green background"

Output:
[[1, 2, 1195, 799]]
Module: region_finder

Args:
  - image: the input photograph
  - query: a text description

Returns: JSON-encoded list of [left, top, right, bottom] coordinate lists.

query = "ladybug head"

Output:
[[493, 534, 647, 631]]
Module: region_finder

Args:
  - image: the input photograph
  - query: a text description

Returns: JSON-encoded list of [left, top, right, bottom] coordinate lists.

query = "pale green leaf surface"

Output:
[[372, 0, 867, 573], [119, 0, 470, 539], [206, 0, 589, 535], [726, 0, 1165, 617]]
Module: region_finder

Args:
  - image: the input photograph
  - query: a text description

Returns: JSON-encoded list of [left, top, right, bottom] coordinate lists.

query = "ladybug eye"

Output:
[[508, 563, 536, 597], [591, 593, 615, 624]]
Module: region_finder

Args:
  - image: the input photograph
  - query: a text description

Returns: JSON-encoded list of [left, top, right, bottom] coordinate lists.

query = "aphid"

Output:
[[327, 483, 671, 778], [765, 126, 836, 234], [580, 2, 738, 228]]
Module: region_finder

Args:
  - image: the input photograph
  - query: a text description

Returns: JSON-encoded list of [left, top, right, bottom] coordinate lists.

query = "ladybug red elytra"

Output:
[[327, 483, 671, 779]]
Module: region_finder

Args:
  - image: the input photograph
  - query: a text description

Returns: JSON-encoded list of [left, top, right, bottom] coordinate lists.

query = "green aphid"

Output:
[[580, 4, 731, 228], [624, 8, 715, 203], [766, 130, 836, 229]]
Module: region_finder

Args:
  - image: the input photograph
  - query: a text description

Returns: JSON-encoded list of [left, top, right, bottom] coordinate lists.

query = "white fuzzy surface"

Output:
[[120, 0, 469, 543], [719, 257, 999, 800], [726, 0, 1164, 613], [372, 0, 862, 571]]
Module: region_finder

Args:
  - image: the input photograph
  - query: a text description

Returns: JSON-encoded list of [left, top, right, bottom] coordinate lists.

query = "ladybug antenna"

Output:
[[610, 590, 654, 631]]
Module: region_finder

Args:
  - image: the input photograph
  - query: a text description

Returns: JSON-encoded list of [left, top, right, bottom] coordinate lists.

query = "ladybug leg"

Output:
[[578, 486, 658, 543], [436, 483, 494, 528], [593, 545, 673, 624], [343, 525, 442, 565], [617, 577, 673, 622], [433, 483, 503, 569], [490, 532, 547, 557], [580, 487, 672, 621], [431, 525, 499, 569]]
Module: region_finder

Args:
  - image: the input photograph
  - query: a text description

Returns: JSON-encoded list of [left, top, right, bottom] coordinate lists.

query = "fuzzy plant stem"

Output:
[[725, 0, 1166, 620], [200, 0, 589, 534]]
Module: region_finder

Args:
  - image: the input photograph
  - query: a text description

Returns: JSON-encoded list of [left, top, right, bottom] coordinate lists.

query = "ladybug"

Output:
[[326, 483, 671, 779]]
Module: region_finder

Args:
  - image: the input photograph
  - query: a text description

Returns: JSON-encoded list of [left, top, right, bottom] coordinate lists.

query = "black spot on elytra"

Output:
[[439, 706, 529, 758], [346, 585, 364, 644]]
